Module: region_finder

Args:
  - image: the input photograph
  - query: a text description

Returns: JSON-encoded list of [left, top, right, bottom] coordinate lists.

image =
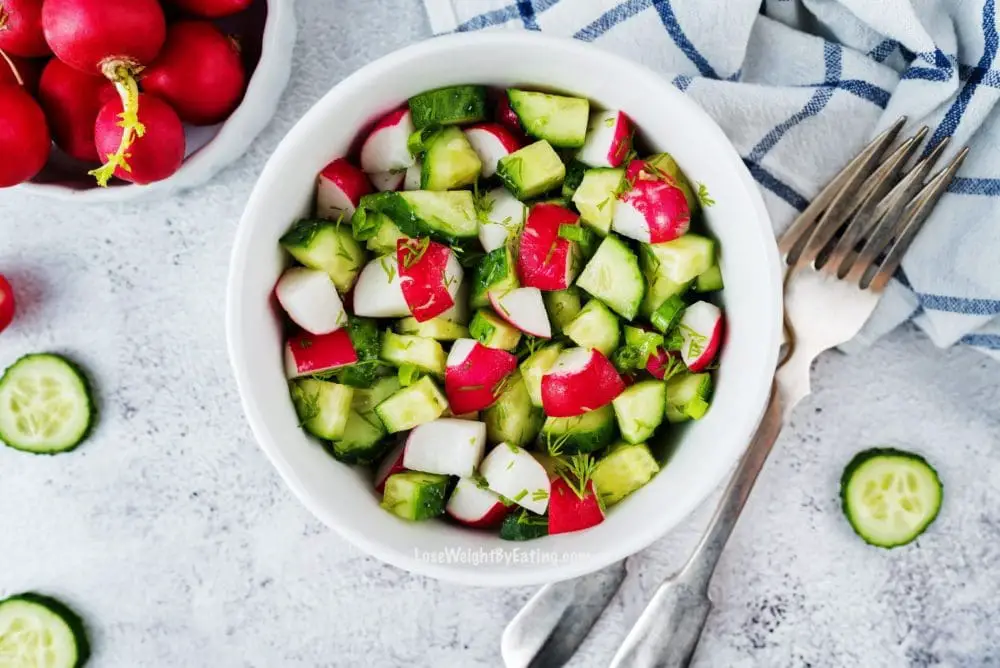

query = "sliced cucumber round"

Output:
[[0, 593, 90, 667], [840, 448, 942, 548], [0, 354, 95, 455]]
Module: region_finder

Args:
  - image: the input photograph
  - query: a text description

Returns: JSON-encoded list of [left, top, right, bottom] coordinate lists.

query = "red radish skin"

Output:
[[548, 479, 605, 535], [464, 123, 522, 178], [0, 274, 14, 333], [613, 159, 692, 243], [496, 94, 528, 143], [446, 478, 508, 528], [374, 441, 406, 493], [316, 158, 372, 219], [577, 110, 632, 169], [0, 0, 50, 56], [0, 52, 41, 91], [678, 301, 723, 372], [142, 21, 245, 126], [518, 203, 581, 291], [645, 347, 680, 380], [0, 84, 50, 187], [397, 238, 462, 322], [541, 348, 625, 417], [38, 58, 116, 162], [284, 328, 358, 379], [444, 339, 518, 414], [169, 0, 252, 19], [94, 93, 185, 184]]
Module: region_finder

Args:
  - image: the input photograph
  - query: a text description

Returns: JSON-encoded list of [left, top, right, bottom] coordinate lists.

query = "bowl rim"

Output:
[[226, 31, 784, 586], [15, 0, 296, 202]]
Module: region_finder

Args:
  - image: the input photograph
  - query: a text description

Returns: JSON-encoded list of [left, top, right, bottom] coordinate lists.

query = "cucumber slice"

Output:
[[374, 376, 448, 433], [366, 217, 409, 255], [576, 234, 644, 321], [543, 287, 583, 335], [540, 405, 617, 454], [520, 343, 563, 408], [407, 125, 441, 156], [642, 234, 715, 285], [329, 377, 400, 464], [421, 126, 482, 191], [408, 85, 487, 129], [290, 378, 354, 441], [592, 441, 660, 506], [840, 448, 943, 548], [381, 471, 450, 520], [572, 168, 624, 235], [359, 191, 478, 247], [483, 370, 543, 447], [695, 264, 724, 292], [650, 294, 687, 333], [395, 317, 469, 341], [500, 508, 549, 541], [469, 309, 522, 351], [0, 354, 94, 455], [612, 380, 666, 444], [280, 218, 367, 293], [470, 246, 519, 309], [664, 372, 712, 423], [0, 593, 90, 668], [507, 90, 590, 148], [563, 299, 620, 357], [379, 331, 447, 377], [497, 140, 566, 201]]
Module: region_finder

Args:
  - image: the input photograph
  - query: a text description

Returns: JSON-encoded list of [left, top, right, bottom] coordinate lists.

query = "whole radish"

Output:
[[142, 21, 245, 126], [39, 58, 116, 161], [0, 51, 40, 91], [0, 63, 51, 187], [0, 274, 14, 333], [42, 0, 167, 185], [169, 0, 252, 19], [0, 0, 50, 57], [94, 93, 184, 184]]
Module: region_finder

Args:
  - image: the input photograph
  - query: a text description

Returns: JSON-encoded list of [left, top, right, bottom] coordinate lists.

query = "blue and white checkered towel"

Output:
[[423, 0, 1000, 359]]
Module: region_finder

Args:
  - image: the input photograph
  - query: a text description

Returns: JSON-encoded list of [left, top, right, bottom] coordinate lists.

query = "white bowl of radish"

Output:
[[1, 0, 295, 201], [227, 32, 783, 586]]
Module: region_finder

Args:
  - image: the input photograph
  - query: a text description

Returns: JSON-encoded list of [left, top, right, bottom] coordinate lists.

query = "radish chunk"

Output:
[[445, 339, 518, 414], [369, 170, 405, 192], [397, 239, 463, 322], [0, 85, 51, 188], [613, 160, 692, 243], [404, 162, 422, 190], [284, 329, 358, 379], [94, 94, 185, 184], [0, 54, 41, 91], [275, 267, 347, 335], [374, 440, 406, 493], [353, 255, 411, 319], [464, 123, 522, 178], [517, 203, 581, 291], [360, 108, 415, 174], [403, 418, 487, 477], [577, 110, 632, 169], [447, 478, 508, 528], [480, 443, 551, 514], [0, 0, 51, 57], [168, 0, 252, 19], [478, 188, 527, 253], [645, 347, 678, 380], [316, 158, 372, 219], [678, 301, 723, 372], [549, 479, 605, 535], [489, 288, 552, 339], [38, 58, 116, 162], [541, 347, 625, 417]]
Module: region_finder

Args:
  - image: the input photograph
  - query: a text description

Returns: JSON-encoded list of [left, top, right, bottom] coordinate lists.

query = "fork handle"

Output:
[[610, 383, 785, 668]]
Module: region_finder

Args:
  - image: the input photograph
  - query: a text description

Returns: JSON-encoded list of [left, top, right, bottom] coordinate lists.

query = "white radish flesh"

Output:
[[316, 158, 371, 219], [577, 109, 632, 168], [489, 288, 552, 339], [360, 108, 415, 173], [678, 301, 723, 372], [404, 162, 422, 190], [352, 255, 411, 318], [369, 170, 405, 192], [403, 418, 487, 477], [275, 267, 347, 335], [446, 478, 507, 527], [464, 123, 521, 178], [480, 444, 551, 514], [478, 188, 527, 253]]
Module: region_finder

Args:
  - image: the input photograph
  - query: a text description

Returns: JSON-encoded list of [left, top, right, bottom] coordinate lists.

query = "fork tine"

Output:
[[806, 127, 928, 274], [779, 117, 906, 263], [841, 137, 952, 284], [866, 147, 969, 291]]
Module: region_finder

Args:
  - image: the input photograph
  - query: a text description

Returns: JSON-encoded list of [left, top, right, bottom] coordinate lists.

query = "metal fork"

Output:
[[500, 118, 969, 668]]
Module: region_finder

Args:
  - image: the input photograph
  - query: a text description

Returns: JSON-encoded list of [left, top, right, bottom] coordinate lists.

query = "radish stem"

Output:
[[0, 48, 22, 86], [88, 61, 145, 187]]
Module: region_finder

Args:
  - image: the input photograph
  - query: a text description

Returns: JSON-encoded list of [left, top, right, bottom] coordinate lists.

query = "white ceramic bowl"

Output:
[[227, 32, 783, 587], [16, 0, 296, 203]]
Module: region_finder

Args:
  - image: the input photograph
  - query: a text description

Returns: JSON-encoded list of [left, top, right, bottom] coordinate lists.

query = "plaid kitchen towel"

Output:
[[423, 0, 1000, 360]]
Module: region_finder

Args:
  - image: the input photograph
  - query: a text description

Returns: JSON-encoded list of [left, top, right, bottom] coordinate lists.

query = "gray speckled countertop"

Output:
[[2, 2, 999, 666]]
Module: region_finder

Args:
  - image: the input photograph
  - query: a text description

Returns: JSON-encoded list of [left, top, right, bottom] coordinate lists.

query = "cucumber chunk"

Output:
[[375, 376, 448, 433], [409, 85, 488, 129], [0, 354, 94, 454], [664, 373, 712, 423], [291, 378, 354, 441], [381, 471, 450, 520], [507, 90, 590, 148], [563, 299, 620, 357], [470, 246, 519, 309], [0, 592, 90, 668], [359, 191, 478, 246], [366, 216, 409, 255], [695, 264, 724, 292], [329, 377, 400, 464], [543, 287, 583, 335], [395, 317, 469, 341], [612, 380, 666, 444], [469, 309, 522, 351], [561, 159, 588, 198], [576, 234, 644, 320], [334, 316, 383, 388], [840, 448, 943, 548], [520, 343, 563, 408], [280, 218, 367, 293], [379, 331, 447, 377], [572, 168, 624, 235], [650, 294, 687, 334], [642, 234, 715, 285], [500, 508, 549, 541], [497, 141, 566, 201], [592, 441, 660, 506], [483, 371, 544, 447], [540, 405, 617, 454], [421, 126, 483, 191]]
